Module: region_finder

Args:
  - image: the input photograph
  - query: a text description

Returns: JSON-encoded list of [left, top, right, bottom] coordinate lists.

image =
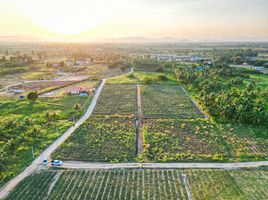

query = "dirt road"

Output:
[[61, 161, 268, 169], [136, 85, 144, 154]]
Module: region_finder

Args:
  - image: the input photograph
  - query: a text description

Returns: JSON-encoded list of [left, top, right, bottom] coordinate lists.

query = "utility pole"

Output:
[[31, 146, 35, 159]]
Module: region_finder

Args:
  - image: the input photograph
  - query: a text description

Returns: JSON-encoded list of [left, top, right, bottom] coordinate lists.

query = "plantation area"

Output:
[[52, 116, 136, 162], [175, 65, 268, 125], [53, 70, 267, 163], [141, 85, 203, 119], [5, 168, 268, 200], [0, 95, 92, 187], [93, 84, 137, 116]]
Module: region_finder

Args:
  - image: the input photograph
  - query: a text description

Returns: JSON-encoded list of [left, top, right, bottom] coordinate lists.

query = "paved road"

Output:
[[0, 79, 106, 199], [61, 161, 268, 169]]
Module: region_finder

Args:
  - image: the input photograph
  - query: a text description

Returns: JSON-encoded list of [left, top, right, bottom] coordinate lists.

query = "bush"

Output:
[[156, 66, 164, 72], [127, 73, 135, 79], [157, 75, 168, 81], [27, 92, 38, 103], [142, 77, 154, 84]]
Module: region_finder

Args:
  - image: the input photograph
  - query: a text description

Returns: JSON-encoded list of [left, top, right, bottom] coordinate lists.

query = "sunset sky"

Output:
[[0, 0, 267, 41]]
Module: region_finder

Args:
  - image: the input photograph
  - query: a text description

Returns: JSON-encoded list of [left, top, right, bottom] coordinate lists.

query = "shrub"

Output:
[[127, 73, 135, 79], [157, 75, 168, 81], [156, 66, 164, 72], [142, 77, 154, 84], [27, 92, 38, 103]]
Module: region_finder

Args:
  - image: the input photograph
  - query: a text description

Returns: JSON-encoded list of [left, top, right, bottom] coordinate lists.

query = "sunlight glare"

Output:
[[18, 0, 112, 35]]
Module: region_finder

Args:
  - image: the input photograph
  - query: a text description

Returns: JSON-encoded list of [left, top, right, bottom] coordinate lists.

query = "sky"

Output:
[[0, 0, 267, 42]]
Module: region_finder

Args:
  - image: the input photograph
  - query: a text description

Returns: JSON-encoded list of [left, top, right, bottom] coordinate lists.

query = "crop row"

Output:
[[141, 85, 204, 119], [52, 116, 136, 162], [93, 84, 137, 116], [6, 169, 268, 200]]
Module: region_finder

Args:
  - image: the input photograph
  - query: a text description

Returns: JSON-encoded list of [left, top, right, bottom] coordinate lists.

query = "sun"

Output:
[[17, 0, 110, 35]]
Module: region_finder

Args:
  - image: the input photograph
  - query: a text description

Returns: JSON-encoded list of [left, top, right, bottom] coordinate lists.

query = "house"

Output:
[[68, 90, 80, 95], [67, 87, 95, 96]]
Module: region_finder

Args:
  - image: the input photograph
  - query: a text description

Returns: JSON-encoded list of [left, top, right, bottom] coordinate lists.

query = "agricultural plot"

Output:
[[6, 169, 268, 200], [52, 116, 136, 162], [218, 124, 268, 161], [143, 119, 228, 162], [187, 169, 268, 200], [93, 84, 137, 116], [71, 64, 130, 80], [141, 85, 203, 119], [8, 81, 76, 95]]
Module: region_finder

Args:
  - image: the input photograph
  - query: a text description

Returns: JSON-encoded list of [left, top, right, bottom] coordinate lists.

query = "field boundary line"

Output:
[[182, 173, 193, 200], [180, 86, 208, 119], [136, 85, 144, 155], [45, 171, 63, 200], [61, 161, 268, 169]]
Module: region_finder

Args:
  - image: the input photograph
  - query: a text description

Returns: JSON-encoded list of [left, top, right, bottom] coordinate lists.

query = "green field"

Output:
[[143, 119, 227, 162], [5, 169, 268, 200], [0, 96, 92, 187], [141, 85, 204, 119], [106, 71, 177, 85], [52, 116, 136, 162], [93, 84, 137, 116]]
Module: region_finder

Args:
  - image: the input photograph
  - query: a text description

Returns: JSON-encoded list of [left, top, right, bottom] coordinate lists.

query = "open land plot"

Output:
[[93, 84, 137, 116], [5, 169, 268, 200], [8, 81, 77, 95], [40, 80, 96, 97], [143, 119, 228, 162], [52, 116, 136, 162], [0, 96, 92, 187], [141, 85, 204, 119], [71, 64, 131, 80], [143, 118, 268, 162]]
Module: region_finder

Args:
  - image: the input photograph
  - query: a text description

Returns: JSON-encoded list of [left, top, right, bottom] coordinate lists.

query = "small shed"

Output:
[[79, 91, 89, 97]]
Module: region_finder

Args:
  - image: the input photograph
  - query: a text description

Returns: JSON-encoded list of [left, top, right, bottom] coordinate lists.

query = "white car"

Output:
[[51, 160, 63, 166]]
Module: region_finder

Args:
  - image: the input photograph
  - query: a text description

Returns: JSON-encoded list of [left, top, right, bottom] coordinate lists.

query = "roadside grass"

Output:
[[52, 116, 136, 162], [5, 169, 268, 200], [0, 96, 92, 187]]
